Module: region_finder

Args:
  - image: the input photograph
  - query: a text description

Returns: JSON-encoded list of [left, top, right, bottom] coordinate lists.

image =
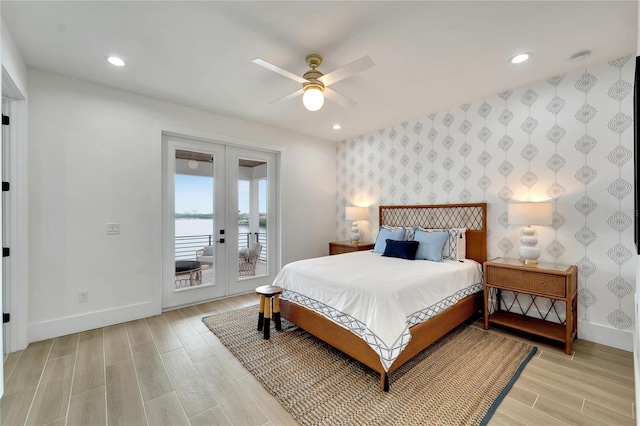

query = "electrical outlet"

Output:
[[106, 223, 121, 235], [78, 290, 89, 303]]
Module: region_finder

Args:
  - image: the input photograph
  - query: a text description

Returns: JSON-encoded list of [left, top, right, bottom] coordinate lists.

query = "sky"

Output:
[[175, 174, 266, 214]]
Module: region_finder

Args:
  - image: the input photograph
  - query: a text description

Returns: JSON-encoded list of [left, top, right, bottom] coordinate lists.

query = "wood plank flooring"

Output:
[[1, 293, 634, 425]]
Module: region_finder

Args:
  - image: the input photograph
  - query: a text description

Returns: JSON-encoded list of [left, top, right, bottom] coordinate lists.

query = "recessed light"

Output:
[[106, 56, 126, 67], [509, 53, 531, 64], [332, 124, 341, 130]]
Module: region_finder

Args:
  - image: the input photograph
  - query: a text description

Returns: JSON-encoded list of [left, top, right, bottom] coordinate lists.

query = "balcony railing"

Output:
[[175, 232, 267, 263]]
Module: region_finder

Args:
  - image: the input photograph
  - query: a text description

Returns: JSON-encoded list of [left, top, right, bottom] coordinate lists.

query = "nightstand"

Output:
[[483, 257, 578, 354], [329, 241, 375, 255]]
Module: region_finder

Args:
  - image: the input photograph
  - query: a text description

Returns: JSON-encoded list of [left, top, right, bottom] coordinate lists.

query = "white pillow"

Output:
[[445, 228, 467, 260]]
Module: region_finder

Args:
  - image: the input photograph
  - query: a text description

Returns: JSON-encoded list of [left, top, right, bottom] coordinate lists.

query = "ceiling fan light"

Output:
[[302, 85, 324, 111]]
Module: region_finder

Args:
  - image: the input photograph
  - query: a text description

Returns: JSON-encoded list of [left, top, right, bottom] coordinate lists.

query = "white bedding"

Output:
[[273, 250, 483, 371]]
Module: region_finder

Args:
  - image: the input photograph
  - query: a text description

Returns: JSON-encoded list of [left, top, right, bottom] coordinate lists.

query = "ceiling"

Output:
[[2, 1, 637, 142]]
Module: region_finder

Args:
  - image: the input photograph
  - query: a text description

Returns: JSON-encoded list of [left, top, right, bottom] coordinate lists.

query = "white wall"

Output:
[[1, 18, 28, 96], [27, 69, 335, 342]]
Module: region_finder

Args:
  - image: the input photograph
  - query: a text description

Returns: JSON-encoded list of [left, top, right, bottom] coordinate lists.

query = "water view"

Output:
[[174, 159, 268, 263]]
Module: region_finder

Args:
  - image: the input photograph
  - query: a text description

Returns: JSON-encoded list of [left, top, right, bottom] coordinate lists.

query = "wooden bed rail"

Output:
[[281, 203, 488, 391]]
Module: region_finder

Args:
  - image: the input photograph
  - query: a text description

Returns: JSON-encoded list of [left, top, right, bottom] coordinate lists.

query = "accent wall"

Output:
[[336, 56, 635, 350]]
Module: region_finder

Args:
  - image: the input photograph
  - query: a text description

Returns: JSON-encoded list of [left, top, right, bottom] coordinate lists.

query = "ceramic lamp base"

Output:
[[350, 223, 361, 244], [518, 226, 540, 266]]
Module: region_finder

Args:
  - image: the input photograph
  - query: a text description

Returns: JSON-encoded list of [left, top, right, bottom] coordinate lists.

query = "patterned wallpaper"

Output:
[[336, 56, 635, 332]]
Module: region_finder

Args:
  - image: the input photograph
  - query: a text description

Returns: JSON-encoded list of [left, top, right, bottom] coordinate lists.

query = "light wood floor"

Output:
[[0, 293, 634, 426]]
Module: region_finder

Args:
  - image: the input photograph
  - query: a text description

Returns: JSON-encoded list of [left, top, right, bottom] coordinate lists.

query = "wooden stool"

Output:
[[255, 285, 283, 339]]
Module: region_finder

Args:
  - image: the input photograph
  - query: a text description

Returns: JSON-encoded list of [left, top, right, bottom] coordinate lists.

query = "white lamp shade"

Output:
[[508, 202, 553, 226], [302, 86, 324, 111], [345, 206, 368, 221]]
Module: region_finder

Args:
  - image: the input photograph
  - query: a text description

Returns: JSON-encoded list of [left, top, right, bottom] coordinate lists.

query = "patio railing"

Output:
[[175, 232, 267, 262]]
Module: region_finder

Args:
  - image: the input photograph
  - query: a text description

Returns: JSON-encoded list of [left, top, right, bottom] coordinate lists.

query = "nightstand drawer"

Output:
[[329, 241, 375, 255], [330, 245, 356, 255], [485, 266, 566, 297]]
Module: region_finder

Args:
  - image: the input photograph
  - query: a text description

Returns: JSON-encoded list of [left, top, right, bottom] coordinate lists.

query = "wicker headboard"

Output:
[[379, 203, 487, 264]]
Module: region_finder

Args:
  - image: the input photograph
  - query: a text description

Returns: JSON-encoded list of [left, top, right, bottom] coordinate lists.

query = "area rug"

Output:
[[203, 306, 536, 426]]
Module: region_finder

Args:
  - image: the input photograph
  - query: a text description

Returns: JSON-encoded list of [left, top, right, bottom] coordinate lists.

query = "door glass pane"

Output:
[[174, 150, 214, 290], [238, 159, 267, 280]]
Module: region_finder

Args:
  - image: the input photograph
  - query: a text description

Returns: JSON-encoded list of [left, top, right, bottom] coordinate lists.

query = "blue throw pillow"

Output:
[[373, 227, 407, 253], [382, 239, 419, 260], [413, 229, 449, 262]]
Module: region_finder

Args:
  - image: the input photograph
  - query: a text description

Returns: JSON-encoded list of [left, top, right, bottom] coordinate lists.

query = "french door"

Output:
[[162, 135, 278, 309]]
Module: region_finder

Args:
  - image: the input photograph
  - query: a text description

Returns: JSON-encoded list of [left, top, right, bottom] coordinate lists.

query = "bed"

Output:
[[277, 203, 487, 391]]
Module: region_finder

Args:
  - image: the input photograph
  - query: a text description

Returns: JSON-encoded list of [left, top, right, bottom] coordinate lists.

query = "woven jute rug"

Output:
[[203, 306, 536, 426]]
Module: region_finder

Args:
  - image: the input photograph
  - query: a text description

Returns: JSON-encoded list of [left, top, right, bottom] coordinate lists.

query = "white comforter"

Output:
[[273, 250, 483, 371]]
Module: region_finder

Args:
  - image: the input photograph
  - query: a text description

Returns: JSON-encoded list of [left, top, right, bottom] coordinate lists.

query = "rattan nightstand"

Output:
[[483, 257, 578, 354]]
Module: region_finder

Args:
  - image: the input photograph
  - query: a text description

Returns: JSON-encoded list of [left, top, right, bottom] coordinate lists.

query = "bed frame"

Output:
[[280, 203, 487, 391]]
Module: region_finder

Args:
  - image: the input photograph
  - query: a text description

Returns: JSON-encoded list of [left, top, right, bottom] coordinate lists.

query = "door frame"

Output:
[[153, 125, 283, 312], [2, 67, 29, 357]]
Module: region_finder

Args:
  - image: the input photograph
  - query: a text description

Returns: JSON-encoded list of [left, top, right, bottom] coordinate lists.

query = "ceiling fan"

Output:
[[252, 54, 375, 111]]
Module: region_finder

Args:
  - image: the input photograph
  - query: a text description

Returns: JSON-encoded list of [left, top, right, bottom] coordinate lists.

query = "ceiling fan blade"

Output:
[[269, 88, 304, 104], [317, 55, 375, 87], [324, 87, 357, 108], [252, 58, 308, 84]]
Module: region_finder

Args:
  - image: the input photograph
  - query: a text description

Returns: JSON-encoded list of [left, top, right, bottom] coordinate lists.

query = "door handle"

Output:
[[217, 238, 225, 244]]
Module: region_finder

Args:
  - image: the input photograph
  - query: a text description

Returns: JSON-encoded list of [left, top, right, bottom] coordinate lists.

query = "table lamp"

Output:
[[345, 206, 369, 244], [508, 202, 553, 265]]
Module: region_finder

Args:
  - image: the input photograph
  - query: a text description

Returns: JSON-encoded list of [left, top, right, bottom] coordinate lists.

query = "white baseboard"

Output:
[[578, 319, 633, 352], [28, 301, 160, 343]]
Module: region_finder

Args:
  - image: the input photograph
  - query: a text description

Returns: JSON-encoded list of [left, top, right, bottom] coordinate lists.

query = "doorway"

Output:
[[0, 67, 29, 361], [162, 134, 278, 309], [1, 99, 7, 357]]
